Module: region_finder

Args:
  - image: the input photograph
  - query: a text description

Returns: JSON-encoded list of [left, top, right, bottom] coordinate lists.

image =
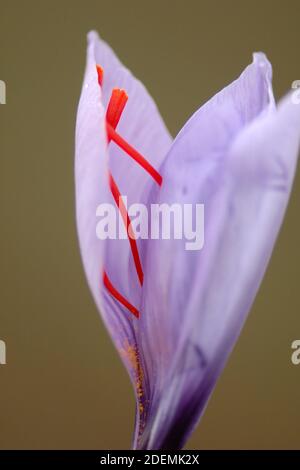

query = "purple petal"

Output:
[[75, 37, 108, 319], [133, 52, 275, 449], [139, 86, 299, 449]]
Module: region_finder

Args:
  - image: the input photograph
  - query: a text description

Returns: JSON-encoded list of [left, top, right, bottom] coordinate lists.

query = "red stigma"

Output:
[[96, 65, 163, 318], [103, 271, 140, 318], [109, 174, 144, 286], [106, 88, 128, 130], [107, 124, 162, 186], [96, 65, 104, 87]]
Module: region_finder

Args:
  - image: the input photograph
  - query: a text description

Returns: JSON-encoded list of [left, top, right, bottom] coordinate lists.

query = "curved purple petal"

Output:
[[138, 91, 299, 449], [130, 52, 276, 449], [75, 37, 108, 319]]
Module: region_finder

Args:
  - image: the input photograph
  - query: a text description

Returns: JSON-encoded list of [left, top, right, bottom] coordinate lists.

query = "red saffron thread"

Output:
[[96, 65, 104, 87], [96, 64, 163, 317], [107, 123, 162, 186], [106, 88, 128, 131], [109, 173, 144, 286], [103, 271, 140, 318]]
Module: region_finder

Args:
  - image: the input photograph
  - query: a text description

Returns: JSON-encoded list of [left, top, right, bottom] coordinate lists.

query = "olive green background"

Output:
[[0, 0, 299, 449]]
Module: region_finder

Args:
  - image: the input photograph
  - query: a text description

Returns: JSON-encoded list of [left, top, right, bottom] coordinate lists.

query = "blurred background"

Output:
[[0, 0, 299, 449]]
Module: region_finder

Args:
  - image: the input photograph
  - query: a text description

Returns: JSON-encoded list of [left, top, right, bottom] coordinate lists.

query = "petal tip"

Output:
[[87, 30, 100, 44], [252, 51, 272, 79], [253, 51, 270, 66], [251, 51, 275, 109]]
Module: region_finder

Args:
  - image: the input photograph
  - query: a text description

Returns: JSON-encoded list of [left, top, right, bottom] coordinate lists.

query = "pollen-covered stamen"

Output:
[[103, 271, 140, 318], [96, 65, 104, 87], [109, 174, 144, 286]]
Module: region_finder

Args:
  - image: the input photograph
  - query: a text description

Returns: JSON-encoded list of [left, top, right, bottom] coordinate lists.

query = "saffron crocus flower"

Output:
[[75, 31, 300, 450]]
